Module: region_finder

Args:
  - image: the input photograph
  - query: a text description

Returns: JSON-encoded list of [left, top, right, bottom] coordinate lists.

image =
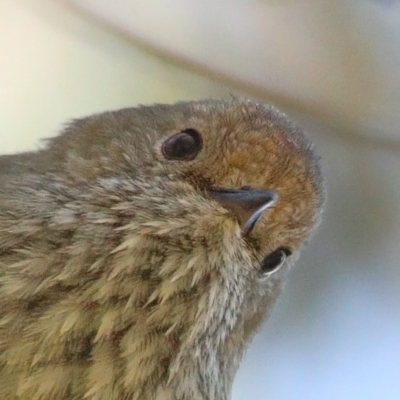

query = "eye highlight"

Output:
[[161, 129, 202, 161], [260, 247, 292, 276]]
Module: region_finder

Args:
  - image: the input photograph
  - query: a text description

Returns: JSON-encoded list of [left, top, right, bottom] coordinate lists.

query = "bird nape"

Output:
[[0, 98, 324, 400]]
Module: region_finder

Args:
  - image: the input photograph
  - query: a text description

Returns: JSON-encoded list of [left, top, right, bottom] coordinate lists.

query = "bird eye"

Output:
[[260, 247, 292, 276], [161, 128, 202, 161]]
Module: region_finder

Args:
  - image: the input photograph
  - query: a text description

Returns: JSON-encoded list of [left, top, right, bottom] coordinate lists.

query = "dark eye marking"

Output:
[[260, 247, 292, 276], [161, 128, 202, 161]]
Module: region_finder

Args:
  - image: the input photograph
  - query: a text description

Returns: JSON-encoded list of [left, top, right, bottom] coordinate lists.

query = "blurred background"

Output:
[[1, 0, 399, 399]]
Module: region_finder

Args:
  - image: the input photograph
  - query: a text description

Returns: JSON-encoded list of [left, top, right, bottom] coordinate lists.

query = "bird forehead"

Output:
[[209, 132, 308, 181]]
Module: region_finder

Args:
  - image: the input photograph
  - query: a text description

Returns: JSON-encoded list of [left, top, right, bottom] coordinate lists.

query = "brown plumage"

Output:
[[0, 98, 324, 400]]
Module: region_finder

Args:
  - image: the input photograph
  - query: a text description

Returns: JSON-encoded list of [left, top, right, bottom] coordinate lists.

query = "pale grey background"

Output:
[[1, 1, 399, 399]]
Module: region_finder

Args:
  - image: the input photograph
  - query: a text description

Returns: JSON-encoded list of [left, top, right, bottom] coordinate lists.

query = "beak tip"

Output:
[[243, 200, 275, 235]]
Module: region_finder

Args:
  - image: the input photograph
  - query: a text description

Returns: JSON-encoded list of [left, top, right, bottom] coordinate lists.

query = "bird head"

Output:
[[0, 99, 324, 400]]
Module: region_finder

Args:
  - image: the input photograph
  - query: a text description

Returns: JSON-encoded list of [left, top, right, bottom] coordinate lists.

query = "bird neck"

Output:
[[118, 272, 246, 400], [82, 199, 251, 399]]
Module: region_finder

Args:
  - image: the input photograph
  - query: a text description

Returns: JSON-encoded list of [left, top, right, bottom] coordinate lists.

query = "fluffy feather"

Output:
[[0, 99, 324, 400]]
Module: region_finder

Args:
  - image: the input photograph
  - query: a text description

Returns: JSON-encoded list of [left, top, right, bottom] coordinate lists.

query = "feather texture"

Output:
[[0, 99, 324, 399]]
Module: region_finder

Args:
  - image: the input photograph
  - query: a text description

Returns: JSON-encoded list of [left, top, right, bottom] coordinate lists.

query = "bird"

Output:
[[0, 98, 324, 400]]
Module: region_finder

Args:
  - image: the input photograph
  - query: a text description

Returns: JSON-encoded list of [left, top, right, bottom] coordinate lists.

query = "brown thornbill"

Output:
[[0, 98, 324, 400]]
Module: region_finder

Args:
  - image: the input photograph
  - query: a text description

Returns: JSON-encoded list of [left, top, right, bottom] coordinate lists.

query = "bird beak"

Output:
[[207, 187, 278, 235]]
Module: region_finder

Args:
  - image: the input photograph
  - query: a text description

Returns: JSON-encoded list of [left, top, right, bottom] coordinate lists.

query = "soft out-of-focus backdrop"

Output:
[[1, 1, 399, 399]]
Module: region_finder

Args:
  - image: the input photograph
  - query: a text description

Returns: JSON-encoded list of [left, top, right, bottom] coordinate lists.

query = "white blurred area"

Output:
[[1, 1, 400, 399]]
